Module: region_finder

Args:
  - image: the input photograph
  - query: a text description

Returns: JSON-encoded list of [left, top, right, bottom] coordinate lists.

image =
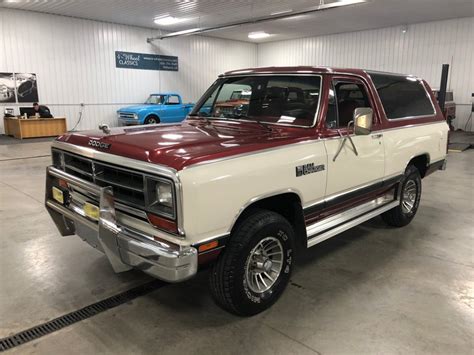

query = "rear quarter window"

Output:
[[369, 72, 435, 119]]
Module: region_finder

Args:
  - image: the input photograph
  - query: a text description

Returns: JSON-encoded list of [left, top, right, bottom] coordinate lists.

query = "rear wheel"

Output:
[[209, 210, 294, 316], [145, 115, 159, 124], [382, 165, 422, 227]]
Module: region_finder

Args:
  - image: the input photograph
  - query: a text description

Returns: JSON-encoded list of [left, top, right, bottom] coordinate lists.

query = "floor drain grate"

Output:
[[0, 280, 165, 352]]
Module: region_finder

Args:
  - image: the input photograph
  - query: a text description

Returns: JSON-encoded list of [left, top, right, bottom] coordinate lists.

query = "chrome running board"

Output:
[[306, 195, 399, 248]]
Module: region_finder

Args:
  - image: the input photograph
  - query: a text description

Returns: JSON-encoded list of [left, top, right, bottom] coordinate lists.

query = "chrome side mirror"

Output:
[[353, 107, 373, 135]]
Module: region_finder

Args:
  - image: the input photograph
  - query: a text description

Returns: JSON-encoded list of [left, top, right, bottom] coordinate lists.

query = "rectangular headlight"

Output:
[[145, 177, 175, 219], [52, 149, 65, 169]]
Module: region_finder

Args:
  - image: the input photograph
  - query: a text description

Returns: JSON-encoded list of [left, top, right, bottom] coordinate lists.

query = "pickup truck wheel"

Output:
[[145, 115, 159, 124], [382, 165, 422, 227], [209, 210, 294, 316]]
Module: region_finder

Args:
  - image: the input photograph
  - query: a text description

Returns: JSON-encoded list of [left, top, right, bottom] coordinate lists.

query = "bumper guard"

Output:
[[45, 166, 197, 282]]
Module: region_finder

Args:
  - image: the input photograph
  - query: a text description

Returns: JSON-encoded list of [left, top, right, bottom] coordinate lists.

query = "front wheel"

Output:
[[209, 210, 294, 316], [382, 165, 422, 227], [144, 115, 160, 124]]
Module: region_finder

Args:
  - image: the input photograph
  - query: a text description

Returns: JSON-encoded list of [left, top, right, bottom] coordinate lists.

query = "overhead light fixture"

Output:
[[401, 25, 408, 34], [148, 0, 367, 41], [248, 31, 271, 39], [154, 15, 185, 26], [270, 9, 293, 16]]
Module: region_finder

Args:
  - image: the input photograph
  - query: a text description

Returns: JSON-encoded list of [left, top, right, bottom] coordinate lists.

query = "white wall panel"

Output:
[[258, 17, 474, 131], [0, 9, 257, 133]]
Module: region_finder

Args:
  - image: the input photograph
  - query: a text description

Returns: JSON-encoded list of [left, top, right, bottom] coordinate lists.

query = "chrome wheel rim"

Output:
[[245, 237, 284, 294], [402, 179, 417, 213]]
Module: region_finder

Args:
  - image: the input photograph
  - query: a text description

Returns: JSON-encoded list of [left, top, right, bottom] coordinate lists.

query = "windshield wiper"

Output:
[[233, 115, 272, 132], [255, 120, 272, 132], [188, 113, 211, 125]]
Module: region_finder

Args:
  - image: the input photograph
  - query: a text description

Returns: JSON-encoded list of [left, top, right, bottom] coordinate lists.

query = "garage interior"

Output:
[[1, 1, 473, 354]]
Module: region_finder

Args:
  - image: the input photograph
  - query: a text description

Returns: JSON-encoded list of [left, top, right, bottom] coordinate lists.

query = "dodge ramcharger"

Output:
[[45, 67, 448, 316]]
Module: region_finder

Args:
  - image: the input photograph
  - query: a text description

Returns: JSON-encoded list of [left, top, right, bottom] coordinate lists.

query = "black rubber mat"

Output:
[[0, 280, 165, 352]]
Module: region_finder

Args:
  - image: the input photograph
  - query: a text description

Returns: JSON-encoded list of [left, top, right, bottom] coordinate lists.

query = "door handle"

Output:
[[371, 133, 383, 139]]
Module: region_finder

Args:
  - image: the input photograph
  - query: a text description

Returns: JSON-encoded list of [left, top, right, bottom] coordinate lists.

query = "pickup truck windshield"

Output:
[[192, 75, 321, 127], [145, 95, 164, 104]]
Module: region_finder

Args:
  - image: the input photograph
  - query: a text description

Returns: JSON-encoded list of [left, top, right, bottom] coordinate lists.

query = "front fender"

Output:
[[178, 139, 328, 244]]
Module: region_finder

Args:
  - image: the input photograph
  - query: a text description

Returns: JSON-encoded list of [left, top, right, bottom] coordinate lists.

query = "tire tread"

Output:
[[209, 209, 291, 316], [382, 165, 421, 227]]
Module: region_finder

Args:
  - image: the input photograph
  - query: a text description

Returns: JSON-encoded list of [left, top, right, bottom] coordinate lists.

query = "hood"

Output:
[[117, 104, 159, 113], [56, 120, 311, 171]]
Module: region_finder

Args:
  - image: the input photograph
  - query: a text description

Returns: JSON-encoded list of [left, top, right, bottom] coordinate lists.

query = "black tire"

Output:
[[382, 165, 422, 227], [209, 210, 295, 316], [145, 115, 159, 124]]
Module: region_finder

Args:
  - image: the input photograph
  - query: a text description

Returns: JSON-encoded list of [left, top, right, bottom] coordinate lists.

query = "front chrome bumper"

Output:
[[45, 166, 197, 282], [118, 118, 140, 126]]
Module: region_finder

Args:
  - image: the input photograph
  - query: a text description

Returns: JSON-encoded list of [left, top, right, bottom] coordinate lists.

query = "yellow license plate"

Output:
[[83, 202, 100, 221], [52, 186, 64, 204]]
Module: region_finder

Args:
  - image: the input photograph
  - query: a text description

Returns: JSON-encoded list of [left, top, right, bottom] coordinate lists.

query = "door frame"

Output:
[[318, 74, 383, 137]]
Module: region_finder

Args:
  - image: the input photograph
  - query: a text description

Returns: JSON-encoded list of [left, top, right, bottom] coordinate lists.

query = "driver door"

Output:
[[165, 95, 182, 121], [323, 76, 385, 201]]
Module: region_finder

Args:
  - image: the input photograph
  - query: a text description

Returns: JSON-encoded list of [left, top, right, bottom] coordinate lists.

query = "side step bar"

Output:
[[306, 195, 399, 248]]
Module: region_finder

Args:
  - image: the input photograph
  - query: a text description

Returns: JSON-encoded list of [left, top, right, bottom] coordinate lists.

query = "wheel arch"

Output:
[[407, 153, 430, 178], [144, 113, 160, 123], [229, 190, 307, 249]]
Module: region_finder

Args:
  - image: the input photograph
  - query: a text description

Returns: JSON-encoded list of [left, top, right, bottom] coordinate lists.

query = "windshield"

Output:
[[145, 95, 164, 104], [191, 75, 321, 127]]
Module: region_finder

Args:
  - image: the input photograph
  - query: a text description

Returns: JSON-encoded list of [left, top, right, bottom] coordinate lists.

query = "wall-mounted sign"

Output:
[[115, 51, 178, 71]]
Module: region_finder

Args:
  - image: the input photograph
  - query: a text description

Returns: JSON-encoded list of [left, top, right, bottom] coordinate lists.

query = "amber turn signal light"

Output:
[[58, 178, 68, 188], [198, 240, 219, 253], [147, 213, 178, 234]]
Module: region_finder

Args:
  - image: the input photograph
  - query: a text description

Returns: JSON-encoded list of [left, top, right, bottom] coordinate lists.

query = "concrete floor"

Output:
[[1, 139, 473, 354]]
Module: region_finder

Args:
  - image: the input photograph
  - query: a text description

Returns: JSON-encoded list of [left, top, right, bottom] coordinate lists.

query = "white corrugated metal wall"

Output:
[[0, 9, 257, 133], [258, 17, 474, 131], [1, 10, 472, 133]]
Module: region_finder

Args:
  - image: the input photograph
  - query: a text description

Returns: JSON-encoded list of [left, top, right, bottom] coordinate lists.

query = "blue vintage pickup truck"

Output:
[[117, 93, 194, 125]]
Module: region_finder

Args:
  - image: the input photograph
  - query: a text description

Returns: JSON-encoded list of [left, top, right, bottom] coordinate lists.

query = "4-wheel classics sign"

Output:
[[115, 51, 178, 71]]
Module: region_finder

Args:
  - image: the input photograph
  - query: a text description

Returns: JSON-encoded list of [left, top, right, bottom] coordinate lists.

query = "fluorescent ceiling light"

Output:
[[154, 15, 185, 26], [270, 9, 292, 16], [319, 0, 366, 10], [248, 31, 271, 39]]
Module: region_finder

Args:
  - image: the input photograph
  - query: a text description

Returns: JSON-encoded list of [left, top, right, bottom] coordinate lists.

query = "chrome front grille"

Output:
[[59, 151, 146, 209], [118, 112, 136, 119]]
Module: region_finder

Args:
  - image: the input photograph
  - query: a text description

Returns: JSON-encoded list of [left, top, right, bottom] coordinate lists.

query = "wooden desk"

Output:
[[4, 117, 67, 139]]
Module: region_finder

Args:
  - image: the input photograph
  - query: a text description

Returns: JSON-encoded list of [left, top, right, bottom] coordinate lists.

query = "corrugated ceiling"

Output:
[[1, 0, 473, 42]]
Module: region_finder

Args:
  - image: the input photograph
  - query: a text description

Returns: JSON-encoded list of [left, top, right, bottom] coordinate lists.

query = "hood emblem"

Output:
[[98, 123, 111, 134], [88, 139, 111, 150]]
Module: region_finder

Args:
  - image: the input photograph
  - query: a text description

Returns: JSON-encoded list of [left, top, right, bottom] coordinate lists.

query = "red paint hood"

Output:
[[57, 120, 313, 171]]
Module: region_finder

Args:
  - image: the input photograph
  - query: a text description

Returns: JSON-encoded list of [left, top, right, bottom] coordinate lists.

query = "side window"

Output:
[[327, 80, 372, 128], [167, 95, 180, 105], [369, 73, 435, 119]]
